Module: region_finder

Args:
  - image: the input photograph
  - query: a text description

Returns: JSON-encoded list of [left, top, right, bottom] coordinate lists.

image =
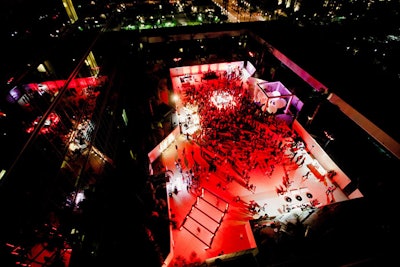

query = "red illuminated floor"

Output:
[[158, 65, 354, 266], [160, 131, 350, 266]]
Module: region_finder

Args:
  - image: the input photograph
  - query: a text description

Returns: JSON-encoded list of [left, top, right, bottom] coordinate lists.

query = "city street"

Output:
[[212, 0, 267, 23]]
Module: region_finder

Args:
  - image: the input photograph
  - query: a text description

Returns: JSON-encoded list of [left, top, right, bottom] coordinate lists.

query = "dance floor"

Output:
[[160, 134, 349, 266], [153, 63, 353, 266]]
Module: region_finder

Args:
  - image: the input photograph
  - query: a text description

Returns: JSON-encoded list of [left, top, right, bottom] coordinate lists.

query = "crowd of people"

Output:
[[176, 70, 305, 198]]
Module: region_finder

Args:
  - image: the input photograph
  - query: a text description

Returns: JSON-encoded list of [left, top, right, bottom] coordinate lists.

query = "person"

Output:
[[298, 156, 306, 166], [326, 185, 337, 195], [302, 171, 310, 181], [327, 170, 336, 179]]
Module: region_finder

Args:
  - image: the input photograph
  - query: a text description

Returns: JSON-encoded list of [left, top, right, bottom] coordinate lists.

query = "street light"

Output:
[[323, 130, 334, 149], [172, 93, 179, 111]]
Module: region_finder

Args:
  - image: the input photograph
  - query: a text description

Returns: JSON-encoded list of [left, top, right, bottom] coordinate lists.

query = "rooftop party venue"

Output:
[[146, 60, 363, 266]]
